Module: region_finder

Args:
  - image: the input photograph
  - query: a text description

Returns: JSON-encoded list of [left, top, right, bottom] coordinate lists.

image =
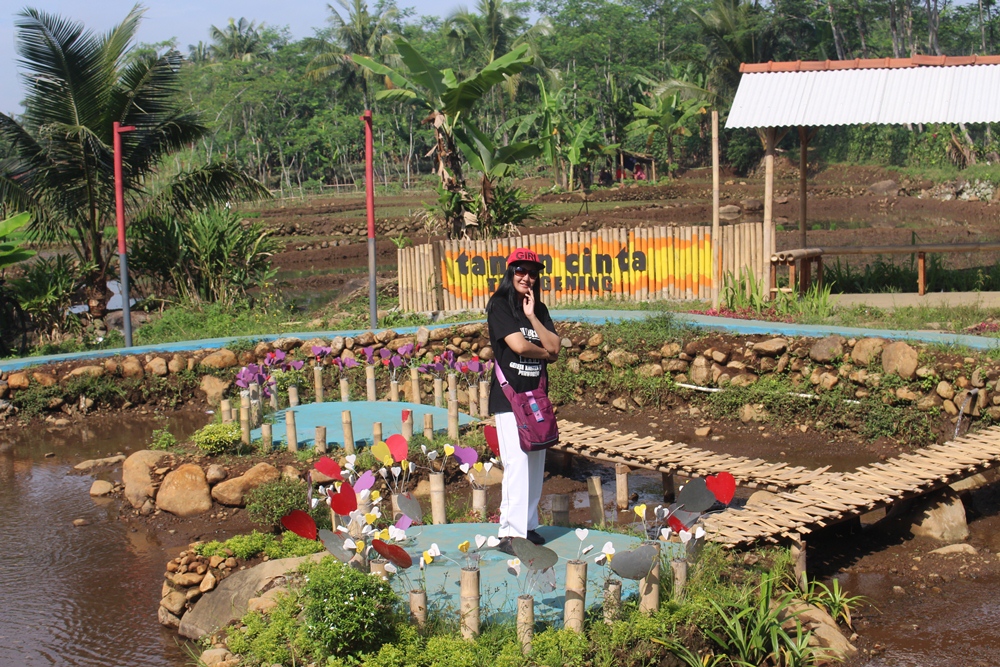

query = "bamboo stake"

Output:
[[369, 559, 389, 579], [340, 376, 350, 401], [402, 409, 414, 440], [763, 127, 776, 298], [261, 423, 273, 450], [604, 580, 622, 624], [390, 380, 400, 402], [434, 377, 444, 408], [240, 406, 251, 445], [448, 399, 460, 441], [285, 410, 298, 453], [288, 385, 299, 407], [564, 560, 587, 632], [790, 532, 807, 590], [616, 463, 630, 510], [587, 476, 605, 526], [448, 373, 458, 402], [423, 413, 434, 440], [430, 472, 447, 524], [410, 589, 428, 628], [472, 488, 487, 518], [342, 410, 355, 455], [670, 558, 688, 599], [220, 399, 233, 424], [551, 494, 570, 526], [517, 595, 534, 654], [314, 366, 324, 403], [460, 567, 481, 639], [315, 426, 327, 454], [373, 421, 382, 445], [468, 382, 479, 418], [662, 472, 675, 503], [410, 367, 421, 405], [479, 379, 490, 417], [638, 542, 661, 615], [365, 366, 376, 401]]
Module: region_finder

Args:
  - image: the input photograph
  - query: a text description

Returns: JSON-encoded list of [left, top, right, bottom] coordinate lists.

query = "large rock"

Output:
[[851, 337, 886, 366], [157, 464, 212, 517], [779, 601, 857, 661], [607, 349, 639, 368], [65, 365, 105, 380], [739, 403, 769, 423], [808, 336, 845, 363], [868, 179, 900, 196], [89, 480, 114, 497], [272, 337, 302, 352], [689, 356, 713, 386], [881, 341, 918, 380], [752, 338, 787, 357], [200, 375, 231, 406], [74, 454, 126, 471], [211, 462, 280, 506], [7, 372, 30, 389], [205, 464, 228, 485], [179, 553, 324, 639], [636, 363, 663, 378], [167, 354, 187, 374], [200, 349, 238, 370], [122, 450, 170, 509], [908, 488, 969, 543], [121, 357, 144, 379], [146, 357, 168, 377], [740, 198, 764, 212]]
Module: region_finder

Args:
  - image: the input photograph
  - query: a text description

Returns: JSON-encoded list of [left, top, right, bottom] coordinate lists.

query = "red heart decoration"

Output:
[[385, 434, 409, 462], [281, 510, 317, 540], [667, 514, 690, 534], [314, 456, 343, 481], [329, 481, 358, 516], [705, 472, 736, 506], [401, 409, 412, 423], [484, 425, 500, 458], [372, 539, 413, 569]]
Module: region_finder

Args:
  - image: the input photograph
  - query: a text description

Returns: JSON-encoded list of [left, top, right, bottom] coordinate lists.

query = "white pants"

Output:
[[496, 411, 546, 538]]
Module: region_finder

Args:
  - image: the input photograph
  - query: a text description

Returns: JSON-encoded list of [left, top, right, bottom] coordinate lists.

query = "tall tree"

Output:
[[0, 6, 266, 291], [209, 17, 268, 61], [307, 0, 399, 109]]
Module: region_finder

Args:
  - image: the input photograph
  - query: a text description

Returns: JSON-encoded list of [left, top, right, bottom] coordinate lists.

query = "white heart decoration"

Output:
[[427, 543, 442, 557], [408, 461, 415, 473], [654, 505, 666, 519], [358, 489, 371, 502], [679, 529, 693, 544], [487, 536, 501, 548], [427, 451, 439, 461], [344, 538, 357, 551], [507, 558, 521, 576], [484, 462, 493, 473], [694, 526, 706, 540], [421, 445, 427, 454], [391, 466, 401, 478], [346, 455, 357, 467], [660, 528, 673, 540], [460, 463, 470, 474], [475, 535, 488, 549], [384, 562, 398, 573], [379, 468, 389, 479], [602, 541, 615, 556], [575, 528, 589, 541], [582, 545, 594, 555]]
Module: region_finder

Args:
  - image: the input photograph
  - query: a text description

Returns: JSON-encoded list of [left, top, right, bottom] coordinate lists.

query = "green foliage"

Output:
[[705, 375, 806, 424], [191, 421, 244, 455], [530, 628, 590, 666], [464, 181, 540, 238], [298, 557, 399, 658], [0, 212, 35, 270], [800, 578, 868, 630], [194, 530, 324, 560], [725, 129, 764, 175], [10, 373, 131, 419], [148, 428, 178, 451], [10, 254, 82, 340], [226, 592, 306, 665], [132, 300, 296, 347], [857, 396, 934, 444], [826, 254, 1000, 294], [131, 207, 278, 306], [245, 478, 310, 528]]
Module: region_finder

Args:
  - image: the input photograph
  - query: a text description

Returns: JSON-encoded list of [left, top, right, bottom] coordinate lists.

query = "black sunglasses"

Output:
[[513, 265, 540, 279]]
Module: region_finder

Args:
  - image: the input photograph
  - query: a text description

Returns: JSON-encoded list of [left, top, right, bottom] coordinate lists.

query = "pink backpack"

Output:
[[495, 365, 560, 452]]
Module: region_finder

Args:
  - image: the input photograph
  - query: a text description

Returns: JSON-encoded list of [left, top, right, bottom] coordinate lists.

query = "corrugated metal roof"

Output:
[[726, 64, 1000, 128], [740, 55, 1000, 72]]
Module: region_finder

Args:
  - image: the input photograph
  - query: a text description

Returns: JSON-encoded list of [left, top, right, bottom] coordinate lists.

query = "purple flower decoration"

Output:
[[362, 346, 376, 365], [288, 359, 304, 371], [453, 445, 479, 466], [397, 343, 414, 357], [263, 349, 286, 367], [312, 345, 332, 361], [380, 348, 392, 360]]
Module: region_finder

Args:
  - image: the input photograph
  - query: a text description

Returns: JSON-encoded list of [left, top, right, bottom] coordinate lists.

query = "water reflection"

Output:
[[0, 411, 206, 667]]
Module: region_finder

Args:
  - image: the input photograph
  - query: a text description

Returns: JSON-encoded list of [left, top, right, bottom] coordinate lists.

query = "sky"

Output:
[[0, 0, 459, 116]]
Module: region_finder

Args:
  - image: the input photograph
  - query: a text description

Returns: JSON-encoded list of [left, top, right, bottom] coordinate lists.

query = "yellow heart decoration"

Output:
[[370, 490, 381, 502], [382, 455, 394, 467], [606, 552, 614, 562], [633, 504, 647, 520], [473, 462, 484, 472], [458, 540, 470, 553], [365, 513, 378, 525], [444, 444, 455, 457], [371, 441, 391, 462], [378, 528, 390, 540], [422, 550, 434, 565]]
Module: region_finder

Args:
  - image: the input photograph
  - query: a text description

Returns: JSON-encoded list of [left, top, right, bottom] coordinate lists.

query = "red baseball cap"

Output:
[[506, 247, 544, 270]]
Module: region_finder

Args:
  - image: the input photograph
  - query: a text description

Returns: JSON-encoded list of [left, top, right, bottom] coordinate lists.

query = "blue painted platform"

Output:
[[380, 523, 679, 625], [251, 401, 478, 449]]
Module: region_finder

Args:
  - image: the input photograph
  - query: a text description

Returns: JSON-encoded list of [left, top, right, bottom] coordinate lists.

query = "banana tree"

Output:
[[505, 76, 566, 187], [626, 85, 704, 175], [0, 212, 35, 272], [561, 118, 615, 191], [353, 38, 532, 237], [454, 121, 539, 237]]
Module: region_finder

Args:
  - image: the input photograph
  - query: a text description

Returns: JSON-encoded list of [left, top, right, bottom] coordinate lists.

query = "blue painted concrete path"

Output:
[[251, 401, 477, 449], [4, 309, 1000, 372], [381, 523, 676, 625]]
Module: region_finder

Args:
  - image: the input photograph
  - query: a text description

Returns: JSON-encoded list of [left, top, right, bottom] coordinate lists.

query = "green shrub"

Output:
[[246, 478, 309, 528], [530, 628, 589, 667], [226, 592, 307, 665], [148, 428, 177, 451], [263, 531, 324, 559], [196, 531, 272, 559], [423, 635, 476, 667], [298, 557, 399, 659], [191, 421, 243, 455]]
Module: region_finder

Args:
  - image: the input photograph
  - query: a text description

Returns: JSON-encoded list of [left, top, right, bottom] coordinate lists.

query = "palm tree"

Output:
[[354, 37, 532, 236], [0, 6, 267, 292], [626, 85, 703, 174], [306, 0, 398, 109], [209, 17, 267, 62], [692, 0, 776, 105]]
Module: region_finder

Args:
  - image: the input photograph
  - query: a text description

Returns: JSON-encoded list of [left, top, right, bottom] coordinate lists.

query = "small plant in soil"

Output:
[[190, 421, 243, 455], [147, 428, 177, 451], [245, 478, 311, 530]]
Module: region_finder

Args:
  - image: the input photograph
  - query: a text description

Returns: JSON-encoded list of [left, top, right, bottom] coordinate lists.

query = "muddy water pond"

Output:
[[0, 412, 208, 667]]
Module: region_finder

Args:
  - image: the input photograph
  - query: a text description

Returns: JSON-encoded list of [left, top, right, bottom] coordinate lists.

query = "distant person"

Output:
[[634, 163, 647, 181], [598, 168, 613, 187], [580, 164, 592, 190]]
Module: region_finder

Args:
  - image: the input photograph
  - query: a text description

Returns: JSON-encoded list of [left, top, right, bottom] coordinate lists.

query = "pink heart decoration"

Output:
[[353, 470, 375, 492], [395, 514, 413, 530], [372, 539, 413, 569], [329, 481, 358, 516], [281, 510, 317, 540], [386, 434, 409, 462], [483, 425, 500, 458], [453, 445, 478, 466], [314, 456, 343, 481], [705, 472, 736, 506]]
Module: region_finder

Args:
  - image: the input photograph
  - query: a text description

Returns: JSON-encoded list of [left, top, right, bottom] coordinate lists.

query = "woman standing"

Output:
[[486, 248, 561, 552]]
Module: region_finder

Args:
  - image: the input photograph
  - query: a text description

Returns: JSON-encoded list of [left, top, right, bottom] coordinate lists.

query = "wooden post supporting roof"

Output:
[[711, 109, 721, 310], [763, 127, 776, 298]]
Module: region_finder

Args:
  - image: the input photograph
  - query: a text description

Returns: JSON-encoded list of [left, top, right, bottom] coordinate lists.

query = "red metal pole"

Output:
[[362, 110, 377, 329], [113, 121, 136, 346]]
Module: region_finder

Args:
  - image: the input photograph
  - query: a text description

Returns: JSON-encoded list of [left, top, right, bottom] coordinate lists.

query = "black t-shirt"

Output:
[[487, 296, 557, 414]]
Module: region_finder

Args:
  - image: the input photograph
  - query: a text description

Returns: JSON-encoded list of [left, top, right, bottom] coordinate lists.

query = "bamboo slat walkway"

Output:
[[550, 419, 832, 491], [702, 426, 1000, 546]]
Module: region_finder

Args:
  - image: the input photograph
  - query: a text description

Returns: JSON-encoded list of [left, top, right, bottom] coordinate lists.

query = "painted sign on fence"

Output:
[[397, 223, 767, 312]]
